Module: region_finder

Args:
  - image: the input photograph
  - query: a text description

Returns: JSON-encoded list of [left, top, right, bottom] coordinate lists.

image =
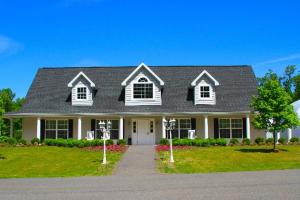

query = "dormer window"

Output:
[[68, 71, 95, 106], [121, 63, 164, 105], [200, 86, 210, 98], [191, 70, 219, 105], [133, 77, 153, 99], [77, 87, 87, 100]]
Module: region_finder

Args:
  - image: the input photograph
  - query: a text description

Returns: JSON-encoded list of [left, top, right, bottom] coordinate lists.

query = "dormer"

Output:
[[68, 71, 95, 106], [121, 63, 164, 106], [191, 70, 219, 105]]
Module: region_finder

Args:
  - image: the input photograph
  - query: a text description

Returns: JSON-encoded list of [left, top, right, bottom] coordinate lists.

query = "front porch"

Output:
[[15, 113, 257, 144]]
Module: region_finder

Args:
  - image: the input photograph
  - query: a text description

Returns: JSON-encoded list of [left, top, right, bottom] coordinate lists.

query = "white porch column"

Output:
[[287, 128, 292, 142], [162, 116, 166, 139], [37, 117, 41, 139], [78, 117, 82, 140], [246, 114, 251, 139], [204, 115, 208, 139], [10, 118, 13, 138], [119, 116, 124, 139]]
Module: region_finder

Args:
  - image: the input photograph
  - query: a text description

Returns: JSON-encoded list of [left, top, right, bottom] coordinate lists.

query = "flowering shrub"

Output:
[[84, 145, 128, 153], [156, 145, 191, 152]]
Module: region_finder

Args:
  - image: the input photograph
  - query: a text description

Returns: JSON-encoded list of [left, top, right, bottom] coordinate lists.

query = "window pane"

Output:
[[231, 119, 242, 128], [220, 129, 230, 138], [46, 120, 56, 129], [110, 130, 119, 139], [180, 129, 189, 138], [111, 120, 119, 130], [133, 83, 153, 99], [232, 129, 243, 138], [200, 86, 210, 98], [77, 87, 87, 99], [57, 130, 68, 139], [45, 130, 56, 139], [57, 120, 68, 129], [179, 119, 191, 129], [171, 129, 179, 139], [219, 119, 230, 128]]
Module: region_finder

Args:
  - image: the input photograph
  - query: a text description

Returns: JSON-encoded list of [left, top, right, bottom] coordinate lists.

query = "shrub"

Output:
[[106, 139, 114, 145], [230, 138, 239, 145], [159, 138, 169, 145], [290, 137, 299, 143], [31, 137, 40, 145], [7, 137, 17, 145], [201, 139, 210, 147], [242, 138, 251, 145], [0, 136, 9, 143], [265, 138, 274, 145], [117, 139, 127, 145], [254, 137, 264, 145], [208, 138, 216, 146], [194, 138, 203, 146], [216, 138, 227, 146], [18, 139, 27, 145], [278, 137, 286, 144]]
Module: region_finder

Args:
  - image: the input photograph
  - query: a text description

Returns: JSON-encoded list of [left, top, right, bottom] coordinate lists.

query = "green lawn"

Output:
[[157, 145, 300, 174], [0, 146, 123, 178]]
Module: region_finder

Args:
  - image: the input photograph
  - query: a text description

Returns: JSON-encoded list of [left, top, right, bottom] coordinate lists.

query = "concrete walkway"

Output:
[[114, 145, 156, 176]]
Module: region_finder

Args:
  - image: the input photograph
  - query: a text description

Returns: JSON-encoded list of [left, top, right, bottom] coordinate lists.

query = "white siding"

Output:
[[194, 79, 216, 105], [125, 72, 162, 106], [72, 81, 93, 106]]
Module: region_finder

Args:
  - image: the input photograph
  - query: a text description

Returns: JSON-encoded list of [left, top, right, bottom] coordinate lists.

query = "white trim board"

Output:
[[121, 62, 165, 86], [68, 71, 96, 88], [191, 70, 219, 86]]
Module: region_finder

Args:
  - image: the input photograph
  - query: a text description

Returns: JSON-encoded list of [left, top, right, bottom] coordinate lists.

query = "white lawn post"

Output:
[[164, 118, 175, 163], [99, 120, 111, 165], [169, 128, 174, 163]]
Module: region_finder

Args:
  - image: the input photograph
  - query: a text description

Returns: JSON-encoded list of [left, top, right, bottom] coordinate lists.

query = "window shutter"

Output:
[[91, 119, 96, 132], [68, 119, 73, 139], [40, 119, 45, 141], [242, 118, 247, 138], [214, 118, 219, 139], [191, 118, 196, 130]]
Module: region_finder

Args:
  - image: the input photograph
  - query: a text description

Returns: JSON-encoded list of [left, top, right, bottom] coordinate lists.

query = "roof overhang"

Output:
[[191, 70, 219, 86], [68, 71, 95, 88], [121, 63, 165, 86], [4, 111, 251, 118]]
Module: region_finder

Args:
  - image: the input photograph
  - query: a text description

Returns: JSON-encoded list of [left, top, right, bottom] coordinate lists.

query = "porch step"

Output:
[[114, 145, 156, 176]]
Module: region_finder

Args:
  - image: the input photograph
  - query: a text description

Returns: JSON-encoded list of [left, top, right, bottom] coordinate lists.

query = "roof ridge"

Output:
[[40, 65, 252, 69]]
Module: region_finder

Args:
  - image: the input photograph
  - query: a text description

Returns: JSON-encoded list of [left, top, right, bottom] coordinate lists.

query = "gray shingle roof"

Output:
[[14, 65, 258, 115]]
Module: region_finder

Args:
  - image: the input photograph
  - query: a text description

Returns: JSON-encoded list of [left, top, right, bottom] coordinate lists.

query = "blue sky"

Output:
[[0, 0, 300, 98]]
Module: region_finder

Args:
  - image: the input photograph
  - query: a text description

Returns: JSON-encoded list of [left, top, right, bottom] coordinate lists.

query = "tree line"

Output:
[[0, 88, 25, 139]]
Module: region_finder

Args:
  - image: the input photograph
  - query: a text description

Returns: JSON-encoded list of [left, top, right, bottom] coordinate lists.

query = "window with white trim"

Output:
[[170, 118, 191, 139], [133, 77, 153, 99], [45, 120, 68, 139], [95, 119, 119, 139], [219, 118, 243, 138], [200, 86, 210, 98], [77, 87, 87, 100]]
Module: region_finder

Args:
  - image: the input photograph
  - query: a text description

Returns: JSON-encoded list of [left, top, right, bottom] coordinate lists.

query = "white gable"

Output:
[[68, 71, 95, 88], [191, 70, 219, 86], [121, 63, 164, 86]]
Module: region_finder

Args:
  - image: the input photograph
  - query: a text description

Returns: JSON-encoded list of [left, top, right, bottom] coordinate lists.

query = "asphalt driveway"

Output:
[[0, 170, 299, 200]]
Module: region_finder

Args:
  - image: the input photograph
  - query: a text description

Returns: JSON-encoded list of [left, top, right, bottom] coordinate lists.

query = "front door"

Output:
[[132, 119, 155, 145]]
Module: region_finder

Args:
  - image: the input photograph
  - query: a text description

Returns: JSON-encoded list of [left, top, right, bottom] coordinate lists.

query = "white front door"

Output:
[[132, 119, 155, 145]]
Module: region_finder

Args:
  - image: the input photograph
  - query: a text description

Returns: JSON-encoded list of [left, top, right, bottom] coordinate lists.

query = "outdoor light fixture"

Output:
[[99, 120, 111, 165], [163, 118, 176, 163]]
